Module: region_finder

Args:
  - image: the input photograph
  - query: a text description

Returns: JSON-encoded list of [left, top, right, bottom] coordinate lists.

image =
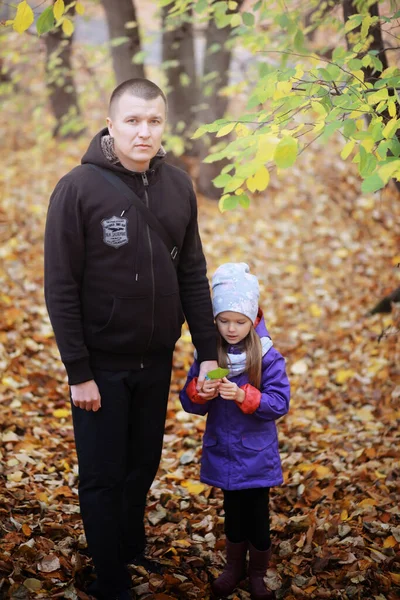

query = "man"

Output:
[[44, 78, 218, 600]]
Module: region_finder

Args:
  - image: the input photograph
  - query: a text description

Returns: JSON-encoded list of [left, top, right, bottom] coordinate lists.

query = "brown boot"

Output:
[[248, 543, 275, 600], [211, 539, 247, 598]]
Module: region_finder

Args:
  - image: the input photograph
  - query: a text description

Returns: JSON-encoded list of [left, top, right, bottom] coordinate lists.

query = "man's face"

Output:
[[106, 92, 166, 172]]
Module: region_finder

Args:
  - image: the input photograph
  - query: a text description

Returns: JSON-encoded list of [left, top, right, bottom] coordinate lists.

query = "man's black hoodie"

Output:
[[44, 129, 217, 384]]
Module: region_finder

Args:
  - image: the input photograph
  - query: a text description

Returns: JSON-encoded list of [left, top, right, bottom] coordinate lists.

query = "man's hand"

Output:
[[70, 380, 101, 412], [197, 360, 219, 391], [219, 377, 245, 404]]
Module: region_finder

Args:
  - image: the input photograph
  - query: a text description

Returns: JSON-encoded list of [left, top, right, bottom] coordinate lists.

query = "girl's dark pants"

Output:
[[223, 488, 271, 551], [71, 354, 173, 597]]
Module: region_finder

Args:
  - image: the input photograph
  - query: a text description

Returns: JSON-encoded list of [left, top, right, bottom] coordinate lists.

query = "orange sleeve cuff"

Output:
[[186, 377, 210, 404], [236, 383, 261, 414]]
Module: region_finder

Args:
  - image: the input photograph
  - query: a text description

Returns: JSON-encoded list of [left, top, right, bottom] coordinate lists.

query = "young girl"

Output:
[[179, 263, 290, 600]]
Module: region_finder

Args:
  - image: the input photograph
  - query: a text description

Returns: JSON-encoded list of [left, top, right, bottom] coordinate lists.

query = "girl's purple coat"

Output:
[[179, 314, 290, 490]]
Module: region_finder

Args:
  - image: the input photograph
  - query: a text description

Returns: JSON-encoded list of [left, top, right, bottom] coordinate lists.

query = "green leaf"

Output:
[[206, 368, 230, 380], [344, 14, 362, 33], [237, 194, 250, 208], [36, 6, 55, 35], [194, 0, 208, 13], [218, 195, 239, 212], [242, 12, 255, 26], [132, 50, 146, 65], [274, 136, 298, 168], [294, 29, 304, 51], [213, 173, 232, 188], [348, 58, 363, 71], [382, 118, 400, 140], [358, 145, 377, 177], [361, 173, 384, 193], [216, 122, 236, 137], [110, 36, 130, 47]]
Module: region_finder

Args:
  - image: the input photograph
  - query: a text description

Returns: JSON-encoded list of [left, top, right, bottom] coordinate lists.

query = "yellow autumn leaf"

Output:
[[246, 166, 270, 193], [341, 139, 355, 160], [13, 1, 34, 34], [358, 498, 377, 507], [36, 492, 49, 503], [256, 136, 279, 162], [391, 255, 400, 266], [235, 123, 251, 137], [53, 408, 70, 419], [273, 80, 292, 100], [75, 1, 85, 15], [181, 480, 205, 494], [383, 536, 397, 548], [216, 122, 236, 138], [62, 17, 74, 36], [335, 369, 355, 384], [388, 101, 396, 118], [315, 465, 332, 479], [341, 509, 349, 521], [309, 303, 322, 317], [53, 0, 65, 21]]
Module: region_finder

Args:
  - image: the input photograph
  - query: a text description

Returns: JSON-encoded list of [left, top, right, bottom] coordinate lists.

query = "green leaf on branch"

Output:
[[218, 195, 238, 212], [216, 122, 236, 138], [382, 118, 400, 140], [242, 12, 255, 27], [361, 173, 384, 193], [344, 14, 363, 33], [36, 6, 55, 35], [358, 145, 377, 178], [213, 173, 232, 188], [274, 136, 298, 169]]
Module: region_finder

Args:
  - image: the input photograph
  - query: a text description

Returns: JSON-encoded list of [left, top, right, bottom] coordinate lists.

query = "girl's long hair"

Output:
[[217, 326, 262, 389]]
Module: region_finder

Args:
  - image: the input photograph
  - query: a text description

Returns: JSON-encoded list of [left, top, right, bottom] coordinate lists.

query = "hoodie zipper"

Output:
[[142, 171, 155, 363]]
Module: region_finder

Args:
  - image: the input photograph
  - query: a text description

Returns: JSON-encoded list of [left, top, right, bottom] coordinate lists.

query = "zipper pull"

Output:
[[142, 172, 149, 187]]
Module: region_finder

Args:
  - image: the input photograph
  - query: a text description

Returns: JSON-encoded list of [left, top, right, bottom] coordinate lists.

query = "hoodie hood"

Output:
[[81, 127, 166, 174]]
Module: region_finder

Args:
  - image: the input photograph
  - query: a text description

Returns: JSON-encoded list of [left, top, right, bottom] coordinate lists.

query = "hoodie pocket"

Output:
[[90, 295, 152, 353], [152, 291, 184, 350]]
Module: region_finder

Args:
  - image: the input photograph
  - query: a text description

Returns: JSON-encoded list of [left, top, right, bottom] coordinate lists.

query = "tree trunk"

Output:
[[101, 0, 144, 85], [161, 6, 199, 167], [196, 0, 245, 199], [44, 5, 85, 139], [342, 0, 388, 82]]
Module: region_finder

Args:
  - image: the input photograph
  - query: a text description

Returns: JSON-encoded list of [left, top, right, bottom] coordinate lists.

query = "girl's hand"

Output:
[[198, 378, 221, 401], [219, 377, 245, 404]]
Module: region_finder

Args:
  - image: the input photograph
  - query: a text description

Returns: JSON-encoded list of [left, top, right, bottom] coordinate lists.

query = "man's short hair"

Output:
[[109, 78, 167, 116]]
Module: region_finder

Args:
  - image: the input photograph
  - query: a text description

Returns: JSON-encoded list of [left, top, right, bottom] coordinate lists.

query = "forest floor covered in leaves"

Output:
[[0, 122, 400, 600]]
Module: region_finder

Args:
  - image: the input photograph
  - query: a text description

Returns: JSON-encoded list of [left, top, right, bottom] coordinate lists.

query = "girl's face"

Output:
[[216, 311, 253, 345]]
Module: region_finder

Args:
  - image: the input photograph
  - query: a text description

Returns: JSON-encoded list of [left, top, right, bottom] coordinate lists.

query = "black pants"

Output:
[[223, 488, 271, 551], [71, 356, 172, 596]]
